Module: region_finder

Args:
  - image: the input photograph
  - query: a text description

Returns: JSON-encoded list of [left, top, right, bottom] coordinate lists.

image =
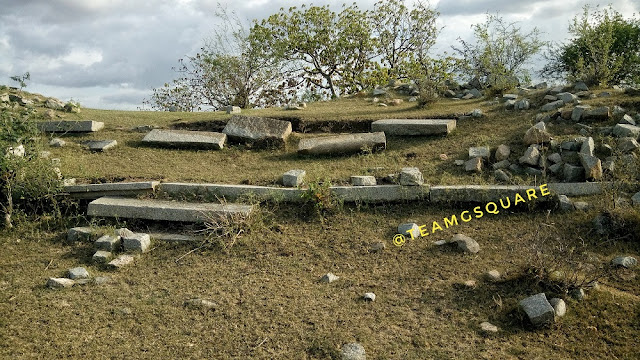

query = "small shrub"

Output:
[[300, 178, 339, 221]]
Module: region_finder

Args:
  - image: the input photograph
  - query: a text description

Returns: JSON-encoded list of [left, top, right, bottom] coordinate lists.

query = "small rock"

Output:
[[583, 106, 610, 121], [579, 153, 602, 180], [67, 227, 94, 242], [341, 343, 366, 360], [95, 235, 121, 252], [122, 233, 151, 253], [433, 240, 447, 246], [108, 254, 135, 269], [573, 201, 590, 211], [471, 108, 483, 117], [363, 292, 376, 302], [612, 124, 640, 138], [225, 105, 241, 114], [115, 228, 135, 238], [463, 280, 477, 288], [541, 100, 564, 112], [469, 146, 490, 160], [398, 223, 420, 239], [570, 288, 586, 301], [548, 153, 562, 164], [454, 159, 465, 166], [282, 169, 306, 187], [494, 169, 510, 182], [49, 138, 66, 147], [632, 192, 640, 207], [620, 114, 636, 126], [94, 276, 111, 285], [558, 195, 575, 212], [184, 298, 217, 310], [87, 140, 117, 152], [519, 293, 555, 327], [563, 163, 585, 182], [399, 167, 423, 186], [557, 92, 577, 104], [492, 159, 510, 170], [612, 256, 637, 268], [495, 144, 511, 161], [523, 122, 552, 145], [549, 298, 566, 317], [47, 277, 75, 289], [574, 82, 589, 91], [351, 176, 376, 186], [465, 157, 483, 173], [519, 145, 540, 166], [67, 267, 90, 280], [485, 270, 501, 282], [571, 105, 590, 122], [480, 321, 499, 333], [320, 273, 339, 283], [452, 234, 480, 254]]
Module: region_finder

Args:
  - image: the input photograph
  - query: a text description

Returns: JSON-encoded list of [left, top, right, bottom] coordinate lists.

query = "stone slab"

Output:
[[547, 182, 609, 196], [330, 185, 429, 203], [429, 185, 552, 203], [142, 129, 226, 150], [64, 181, 159, 199], [88, 196, 253, 223], [37, 120, 104, 133], [159, 183, 305, 203], [298, 132, 386, 155], [222, 115, 291, 146], [371, 119, 456, 136]]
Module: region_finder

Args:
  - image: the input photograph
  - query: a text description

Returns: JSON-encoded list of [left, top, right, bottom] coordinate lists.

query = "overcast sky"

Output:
[[0, 0, 638, 110]]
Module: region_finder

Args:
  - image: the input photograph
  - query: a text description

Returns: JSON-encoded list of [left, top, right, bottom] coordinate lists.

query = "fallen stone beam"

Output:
[[37, 120, 104, 133], [222, 115, 292, 147], [331, 185, 429, 203], [547, 182, 610, 196], [141, 129, 226, 150], [429, 185, 552, 203], [298, 132, 386, 155], [64, 181, 160, 199], [159, 183, 305, 203], [87, 197, 253, 223], [371, 119, 456, 136]]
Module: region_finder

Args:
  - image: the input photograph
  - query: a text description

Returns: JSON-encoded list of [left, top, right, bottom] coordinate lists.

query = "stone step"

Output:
[[37, 120, 104, 133], [87, 197, 253, 223], [298, 132, 386, 155], [142, 129, 226, 149], [64, 181, 159, 199], [371, 119, 456, 136]]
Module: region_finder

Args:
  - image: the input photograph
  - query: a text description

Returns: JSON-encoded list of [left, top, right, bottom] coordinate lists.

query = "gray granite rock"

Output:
[[363, 292, 376, 302], [492, 159, 511, 170], [494, 169, 510, 182], [67, 267, 90, 280], [563, 164, 585, 182], [122, 233, 151, 253], [351, 176, 376, 186], [480, 322, 499, 333], [87, 140, 117, 152], [282, 169, 306, 187], [523, 122, 552, 145], [495, 144, 511, 161], [341, 343, 366, 360], [142, 129, 226, 150], [398, 222, 420, 238], [612, 124, 640, 138], [452, 233, 479, 254], [320, 273, 339, 283], [519, 293, 555, 327], [541, 100, 564, 112], [298, 132, 386, 155], [92, 250, 113, 264], [519, 145, 540, 166], [67, 227, 94, 242], [399, 167, 424, 186], [549, 298, 566, 317], [108, 254, 135, 269], [469, 146, 491, 160], [223, 115, 292, 147], [465, 157, 483, 173], [47, 277, 75, 289], [612, 256, 637, 268], [95, 235, 121, 252]]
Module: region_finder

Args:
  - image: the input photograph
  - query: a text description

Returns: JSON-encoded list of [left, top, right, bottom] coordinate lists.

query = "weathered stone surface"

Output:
[[563, 164, 585, 182], [108, 254, 135, 269], [556, 92, 577, 104], [465, 157, 483, 172], [92, 250, 113, 264], [492, 160, 510, 170], [115, 228, 135, 238], [95, 234, 122, 252], [371, 119, 456, 135], [612, 124, 640, 138], [49, 138, 66, 147], [351, 176, 376, 186], [452, 233, 480, 254], [541, 100, 564, 112], [504, 99, 516, 109], [298, 132, 386, 155], [519, 293, 555, 327], [160, 182, 304, 203], [548, 153, 562, 164], [503, 94, 518, 101], [519, 145, 540, 165], [515, 98, 530, 110], [495, 144, 511, 161], [88, 197, 253, 223], [67, 227, 94, 242], [341, 343, 366, 360], [549, 298, 566, 317], [47, 278, 75, 289], [558, 195, 575, 211], [68, 267, 90, 280], [579, 153, 603, 180], [524, 122, 552, 145], [398, 223, 419, 239], [480, 322, 499, 333], [223, 115, 292, 146], [399, 167, 423, 185], [282, 170, 306, 187], [486, 270, 501, 282], [620, 114, 636, 126], [142, 129, 226, 150], [580, 137, 595, 156], [549, 162, 563, 174], [331, 185, 429, 203], [37, 120, 104, 133], [543, 95, 557, 101], [64, 181, 159, 199], [571, 105, 590, 122], [320, 273, 339, 283], [87, 140, 117, 152], [469, 146, 490, 160], [430, 185, 550, 203], [582, 106, 610, 121], [363, 292, 376, 301], [122, 233, 151, 253], [149, 233, 201, 243], [612, 256, 637, 268]]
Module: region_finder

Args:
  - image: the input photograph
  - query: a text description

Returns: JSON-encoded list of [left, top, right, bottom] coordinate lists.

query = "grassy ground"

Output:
[[1, 87, 639, 358]]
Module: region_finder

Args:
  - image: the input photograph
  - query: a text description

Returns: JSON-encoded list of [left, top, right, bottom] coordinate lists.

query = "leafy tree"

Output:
[[251, 3, 376, 98], [371, 0, 440, 79], [453, 14, 545, 91], [541, 5, 640, 86]]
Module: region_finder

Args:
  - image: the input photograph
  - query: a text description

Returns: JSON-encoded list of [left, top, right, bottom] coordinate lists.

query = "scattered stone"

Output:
[[92, 250, 113, 264], [612, 124, 640, 138], [131, 125, 157, 132], [398, 222, 420, 239], [387, 98, 404, 106], [579, 137, 595, 156], [503, 94, 518, 101], [469, 146, 490, 160], [399, 167, 423, 186], [472, 109, 483, 117], [433, 240, 447, 246], [372, 88, 386, 96], [452, 234, 480, 254], [574, 82, 589, 91], [495, 144, 510, 161], [363, 292, 376, 302], [224, 105, 241, 114], [612, 256, 637, 268], [593, 213, 613, 235], [184, 298, 217, 310], [620, 114, 636, 126], [37, 120, 104, 133], [67, 267, 90, 280], [504, 99, 516, 110], [519, 293, 555, 327], [582, 106, 610, 121], [494, 169, 510, 182], [480, 322, 499, 333], [632, 192, 640, 206], [549, 162, 563, 174], [298, 132, 386, 155], [492, 160, 510, 170], [485, 270, 501, 282], [351, 176, 377, 186], [282, 169, 306, 187], [563, 164, 585, 182], [571, 105, 590, 122], [122, 233, 151, 253], [523, 121, 552, 145], [341, 343, 366, 360], [7, 144, 25, 157], [94, 276, 111, 285], [67, 227, 94, 242], [548, 153, 562, 164], [579, 153, 603, 180], [320, 273, 339, 283], [87, 140, 117, 152], [558, 195, 575, 211], [515, 98, 530, 110], [573, 201, 591, 211], [541, 100, 564, 112], [108, 254, 135, 269], [454, 159, 465, 166], [534, 82, 547, 89], [543, 95, 557, 101], [439, 154, 448, 161], [618, 137, 639, 153], [465, 157, 483, 173], [142, 129, 226, 150], [47, 277, 75, 289], [519, 145, 540, 166], [549, 298, 566, 317], [463, 280, 477, 288], [556, 92, 577, 104], [95, 235, 122, 252], [223, 115, 292, 147], [570, 288, 585, 301], [49, 138, 66, 147]]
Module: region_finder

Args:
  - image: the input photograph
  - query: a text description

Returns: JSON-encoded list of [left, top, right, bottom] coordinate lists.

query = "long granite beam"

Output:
[[429, 185, 553, 203], [64, 181, 159, 199], [371, 119, 456, 136], [159, 183, 305, 202], [298, 132, 386, 155], [331, 185, 429, 203], [37, 120, 104, 133], [87, 197, 253, 223], [142, 129, 226, 150]]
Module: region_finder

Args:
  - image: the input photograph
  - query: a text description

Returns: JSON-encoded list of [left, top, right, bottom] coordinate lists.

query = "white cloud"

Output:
[[62, 48, 103, 67]]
